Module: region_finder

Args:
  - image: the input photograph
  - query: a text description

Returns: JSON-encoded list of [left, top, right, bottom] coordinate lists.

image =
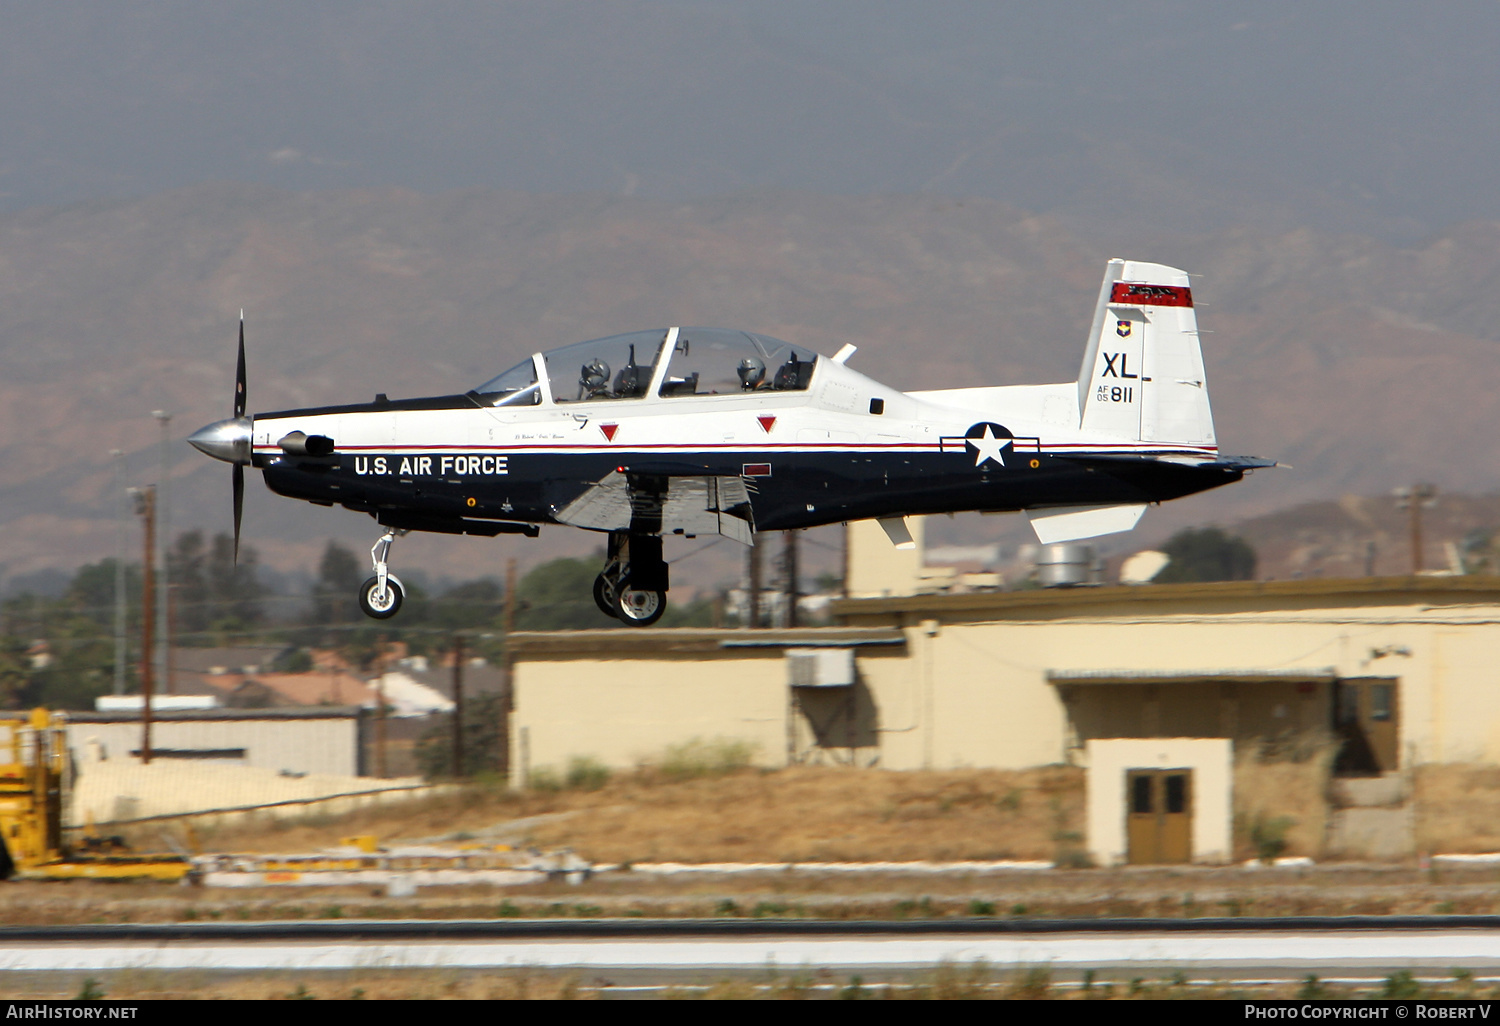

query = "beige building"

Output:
[[511, 576, 1500, 774], [67, 707, 365, 778], [509, 569, 1500, 863]]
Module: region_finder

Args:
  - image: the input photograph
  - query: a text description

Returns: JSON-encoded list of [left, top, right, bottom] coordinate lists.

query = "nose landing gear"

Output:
[[594, 532, 668, 627], [359, 529, 408, 620]]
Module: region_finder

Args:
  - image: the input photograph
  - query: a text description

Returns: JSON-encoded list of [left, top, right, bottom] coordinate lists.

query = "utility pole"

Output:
[[112, 450, 127, 696], [451, 633, 465, 779], [502, 557, 518, 783], [503, 558, 517, 638], [782, 530, 799, 628], [131, 486, 155, 765], [841, 522, 850, 600], [1395, 484, 1438, 574], [165, 584, 176, 695], [747, 544, 763, 628], [153, 411, 171, 698], [374, 645, 388, 779]]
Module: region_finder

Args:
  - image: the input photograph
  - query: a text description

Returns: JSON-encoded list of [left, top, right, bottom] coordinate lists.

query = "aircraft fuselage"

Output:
[[251, 360, 1242, 538], [192, 261, 1269, 625]]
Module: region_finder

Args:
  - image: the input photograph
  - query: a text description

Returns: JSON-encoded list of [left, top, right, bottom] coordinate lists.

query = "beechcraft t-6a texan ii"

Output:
[[188, 259, 1270, 626]]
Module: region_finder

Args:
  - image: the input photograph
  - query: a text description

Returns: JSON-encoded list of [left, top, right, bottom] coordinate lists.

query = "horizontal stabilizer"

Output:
[[1026, 504, 1146, 544], [1204, 455, 1279, 471]]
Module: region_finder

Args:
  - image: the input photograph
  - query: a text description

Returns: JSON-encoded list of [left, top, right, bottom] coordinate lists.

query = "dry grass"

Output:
[[0, 969, 590, 1001], [1415, 763, 1500, 853], [521, 765, 1084, 864], [1232, 733, 1338, 860], [184, 764, 1084, 865], [12, 966, 1500, 1000]]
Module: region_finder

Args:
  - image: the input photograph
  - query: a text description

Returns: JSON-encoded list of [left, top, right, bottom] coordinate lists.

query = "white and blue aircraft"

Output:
[[189, 259, 1269, 625]]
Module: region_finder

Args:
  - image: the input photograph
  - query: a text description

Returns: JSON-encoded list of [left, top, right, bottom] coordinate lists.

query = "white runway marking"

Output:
[[4, 930, 1500, 973]]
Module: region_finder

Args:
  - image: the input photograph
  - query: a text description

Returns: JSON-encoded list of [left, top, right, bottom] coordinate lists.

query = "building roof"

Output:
[[390, 659, 506, 699], [832, 574, 1500, 624], [1046, 668, 1340, 687], [508, 627, 907, 658], [201, 670, 368, 707], [68, 707, 362, 723], [369, 671, 454, 717], [169, 646, 290, 675]]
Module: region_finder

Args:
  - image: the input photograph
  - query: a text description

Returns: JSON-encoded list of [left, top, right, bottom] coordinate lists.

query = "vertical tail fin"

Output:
[[1077, 259, 1215, 448]]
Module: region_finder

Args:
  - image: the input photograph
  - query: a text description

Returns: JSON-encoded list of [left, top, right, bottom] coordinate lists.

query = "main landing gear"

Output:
[[359, 529, 408, 620], [594, 532, 669, 627]]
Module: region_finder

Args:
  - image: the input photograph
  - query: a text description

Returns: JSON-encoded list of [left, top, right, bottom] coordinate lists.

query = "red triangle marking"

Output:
[[757, 415, 776, 433], [600, 423, 618, 441]]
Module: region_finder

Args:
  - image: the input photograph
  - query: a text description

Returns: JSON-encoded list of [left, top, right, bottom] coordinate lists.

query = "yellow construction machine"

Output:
[[0, 709, 189, 881]]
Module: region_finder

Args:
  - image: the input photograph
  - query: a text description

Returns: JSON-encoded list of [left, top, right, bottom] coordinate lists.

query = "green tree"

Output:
[[515, 557, 609, 630], [205, 533, 265, 629], [2, 593, 115, 711], [311, 541, 363, 625], [33, 612, 114, 710], [65, 559, 140, 632], [2, 557, 151, 710], [659, 593, 717, 627], [1154, 527, 1257, 583], [0, 635, 30, 709], [430, 578, 505, 633], [414, 692, 507, 779], [168, 530, 210, 635]]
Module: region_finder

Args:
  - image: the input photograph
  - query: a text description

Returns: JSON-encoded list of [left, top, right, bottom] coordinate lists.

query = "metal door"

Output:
[[1333, 678, 1399, 775], [1126, 768, 1193, 864]]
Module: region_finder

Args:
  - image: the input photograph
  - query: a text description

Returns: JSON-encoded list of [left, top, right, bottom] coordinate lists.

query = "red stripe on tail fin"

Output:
[[1110, 282, 1193, 308]]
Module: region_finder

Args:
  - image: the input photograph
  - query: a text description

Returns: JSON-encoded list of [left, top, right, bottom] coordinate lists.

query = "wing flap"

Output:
[[556, 470, 633, 530], [557, 471, 756, 544]]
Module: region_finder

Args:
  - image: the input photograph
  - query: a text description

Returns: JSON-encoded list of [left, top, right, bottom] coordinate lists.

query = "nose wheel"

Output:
[[359, 529, 407, 620], [597, 532, 669, 626]]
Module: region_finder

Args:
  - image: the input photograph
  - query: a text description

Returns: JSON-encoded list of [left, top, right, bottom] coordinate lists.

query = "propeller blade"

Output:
[[234, 314, 247, 419], [232, 463, 244, 565]]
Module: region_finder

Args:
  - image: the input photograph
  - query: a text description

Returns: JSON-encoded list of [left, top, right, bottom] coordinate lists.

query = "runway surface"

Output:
[[4, 918, 1500, 981]]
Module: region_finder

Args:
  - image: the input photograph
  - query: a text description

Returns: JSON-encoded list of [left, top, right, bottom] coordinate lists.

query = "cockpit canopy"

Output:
[[472, 328, 819, 407]]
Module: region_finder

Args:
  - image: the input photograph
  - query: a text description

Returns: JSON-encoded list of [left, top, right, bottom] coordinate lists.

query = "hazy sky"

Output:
[[0, 1, 1496, 240]]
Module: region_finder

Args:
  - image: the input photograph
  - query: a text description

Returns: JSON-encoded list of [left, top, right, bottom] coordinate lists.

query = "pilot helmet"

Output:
[[582, 358, 611, 390], [737, 356, 766, 389]]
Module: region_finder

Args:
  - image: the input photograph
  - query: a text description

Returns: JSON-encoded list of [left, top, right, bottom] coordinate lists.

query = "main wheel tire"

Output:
[[358, 576, 404, 619], [614, 587, 666, 627], [592, 574, 616, 617]]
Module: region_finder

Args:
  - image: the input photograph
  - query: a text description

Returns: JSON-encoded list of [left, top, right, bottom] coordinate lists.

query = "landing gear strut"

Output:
[[359, 529, 408, 619], [595, 532, 668, 627]]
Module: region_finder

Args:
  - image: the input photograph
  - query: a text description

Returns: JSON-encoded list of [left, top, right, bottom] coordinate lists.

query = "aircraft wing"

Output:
[[556, 470, 757, 545]]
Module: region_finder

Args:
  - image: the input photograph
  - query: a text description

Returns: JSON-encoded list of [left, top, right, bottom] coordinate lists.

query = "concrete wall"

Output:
[[845, 518, 923, 598], [513, 653, 789, 776], [70, 760, 429, 826]]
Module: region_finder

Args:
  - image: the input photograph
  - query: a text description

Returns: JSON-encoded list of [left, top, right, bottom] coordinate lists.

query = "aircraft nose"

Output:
[[188, 417, 253, 464]]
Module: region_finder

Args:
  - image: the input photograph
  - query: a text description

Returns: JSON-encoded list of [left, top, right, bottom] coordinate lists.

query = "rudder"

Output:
[[1076, 259, 1215, 448]]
